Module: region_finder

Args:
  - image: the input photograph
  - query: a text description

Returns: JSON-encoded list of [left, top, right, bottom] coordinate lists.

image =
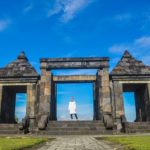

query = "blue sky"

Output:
[[15, 94, 27, 122], [57, 83, 93, 120], [0, 0, 150, 121]]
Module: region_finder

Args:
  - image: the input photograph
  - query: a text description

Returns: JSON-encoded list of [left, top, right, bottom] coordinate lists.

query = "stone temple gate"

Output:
[[39, 57, 112, 124], [0, 50, 150, 134]]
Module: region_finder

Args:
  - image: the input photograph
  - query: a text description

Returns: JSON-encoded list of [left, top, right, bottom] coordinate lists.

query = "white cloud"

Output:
[[113, 13, 132, 21], [134, 36, 150, 48], [109, 36, 150, 65], [48, 0, 62, 17], [23, 4, 33, 14], [0, 19, 11, 32], [62, 0, 91, 22], [48, 0, 93, 23]]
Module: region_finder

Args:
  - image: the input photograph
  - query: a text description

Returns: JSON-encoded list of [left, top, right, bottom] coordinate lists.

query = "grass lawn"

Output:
[[98, 135, 150, 150], [0, 136, 52, 150]]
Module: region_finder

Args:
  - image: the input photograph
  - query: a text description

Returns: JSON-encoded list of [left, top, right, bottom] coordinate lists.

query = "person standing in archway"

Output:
[[68, 97, 78, 120]]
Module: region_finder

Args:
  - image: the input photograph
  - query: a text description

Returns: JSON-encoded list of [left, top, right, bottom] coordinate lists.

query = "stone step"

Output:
[[38, 121, 111, 135], [125, 122, 150, 133], [127, 127, 150, 130], [45, 127, 106, 131], [49, 121, 103, 124], [0, 124, 22, 134], [36, 130, 113, 135], [0, 130, 20, 134], [0, 124, 20, 130], [126, 122, 150, 125], [49, 120, 103, 123], [47, 124, 105, 128], [126, 129, 150, 133], [0, 124, 20, 128], [47, 121, 105, 127]]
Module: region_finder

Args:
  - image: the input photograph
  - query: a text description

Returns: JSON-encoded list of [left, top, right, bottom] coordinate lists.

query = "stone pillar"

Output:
[[97, 68, 113, 128], [98, 68, 112, 115], [0, 85, 3, 121], [93, 82, 97, 120], [27, 83, 37, 128], [110, 81, 115, 119], [38, 68, 51, 129], [113, 81, 125, 130], [113, 81, 124, 119]]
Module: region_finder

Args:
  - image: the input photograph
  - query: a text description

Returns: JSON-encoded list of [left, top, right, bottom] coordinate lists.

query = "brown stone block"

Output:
[[41, 76, 47, 81], [45, 83, 50, 89], [40, 95, 45, 102], [116, 110, 124, 117], [44, 88, 50, 95], [41, 62, 47, 68], [101, 81, 110, 87]]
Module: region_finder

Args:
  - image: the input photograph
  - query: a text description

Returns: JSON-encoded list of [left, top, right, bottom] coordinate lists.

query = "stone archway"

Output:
[[38, 57, 113, 129]]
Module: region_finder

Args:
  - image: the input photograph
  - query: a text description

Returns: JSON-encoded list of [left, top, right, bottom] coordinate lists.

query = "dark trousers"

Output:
[[70, 114, 78, 120]]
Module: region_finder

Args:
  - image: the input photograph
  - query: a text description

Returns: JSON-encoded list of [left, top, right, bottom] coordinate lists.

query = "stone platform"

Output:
[[125, 122, 150, 133], [0, 124, 21, 134], [35, 121, 114, 135]]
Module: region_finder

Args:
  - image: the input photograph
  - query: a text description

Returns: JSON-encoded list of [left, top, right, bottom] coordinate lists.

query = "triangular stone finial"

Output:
[[17, 51, 28, 61], [122, 50, 132, 58], [111, 49, 150, 75]]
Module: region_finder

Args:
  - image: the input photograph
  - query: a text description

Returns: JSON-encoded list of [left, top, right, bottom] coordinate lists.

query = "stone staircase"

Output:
[[125, 122, 150, 133], [0, 124, 21, 134], [36, 121, 114, 135]]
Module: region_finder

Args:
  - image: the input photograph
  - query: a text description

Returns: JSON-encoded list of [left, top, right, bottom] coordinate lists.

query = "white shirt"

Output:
[[68, 101, 76, 114]]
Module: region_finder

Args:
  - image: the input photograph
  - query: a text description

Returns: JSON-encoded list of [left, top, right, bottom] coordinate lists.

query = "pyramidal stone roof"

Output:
[[110, 50, 150, 75], [0, 52, 38, 77]]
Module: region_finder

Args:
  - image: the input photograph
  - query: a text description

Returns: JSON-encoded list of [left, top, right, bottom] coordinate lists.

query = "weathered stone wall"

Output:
[[110, 51, 150, 127], [53, 75, 96, 83], [38, 69, 52, 121], [26, 84, 37, 127], [99, 68, 112, 114], [40, 57, 109, 69], [1, 51, 150, 131], [112, 81, 124, 119]]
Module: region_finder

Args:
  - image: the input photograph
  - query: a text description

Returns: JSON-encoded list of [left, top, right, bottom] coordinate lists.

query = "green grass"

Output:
[[0, 136, 51, 150], [100, 135, 150, 150]]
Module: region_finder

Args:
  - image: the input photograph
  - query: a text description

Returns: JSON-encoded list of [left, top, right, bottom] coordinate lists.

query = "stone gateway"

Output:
[[0, 50, 150, 135]]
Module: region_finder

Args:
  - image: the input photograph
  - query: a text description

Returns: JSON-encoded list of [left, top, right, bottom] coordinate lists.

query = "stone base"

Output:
[[125, 122, 150, 133], [34, 121, 114, 135]]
